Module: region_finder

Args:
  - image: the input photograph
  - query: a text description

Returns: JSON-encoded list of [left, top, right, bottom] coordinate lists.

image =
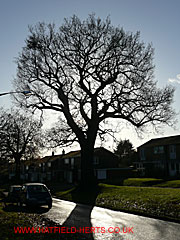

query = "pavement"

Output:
[[43, 197, 180, 240]]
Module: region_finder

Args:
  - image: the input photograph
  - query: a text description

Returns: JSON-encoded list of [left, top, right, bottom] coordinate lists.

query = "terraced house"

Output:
[[135, 135, 180, 177], [9, 147, 123, 183]]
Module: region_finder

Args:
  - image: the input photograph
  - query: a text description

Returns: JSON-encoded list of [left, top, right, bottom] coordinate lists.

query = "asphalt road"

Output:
[[43, 198, 180, 240]]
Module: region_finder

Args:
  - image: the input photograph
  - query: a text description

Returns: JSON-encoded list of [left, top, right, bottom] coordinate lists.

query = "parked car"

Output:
[[18, 183, 52, 209], [3, 185, 22, 206]]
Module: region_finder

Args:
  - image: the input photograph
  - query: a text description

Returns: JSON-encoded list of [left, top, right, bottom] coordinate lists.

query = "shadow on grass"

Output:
[[3, 204, 50, 214], [62, 185, 100, 240]]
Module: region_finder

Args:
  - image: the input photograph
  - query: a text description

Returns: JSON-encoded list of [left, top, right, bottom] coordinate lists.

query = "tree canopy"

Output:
[[13, 14, 175, 185], [114, 139, 137, 167], [0, 108, 43, 181]]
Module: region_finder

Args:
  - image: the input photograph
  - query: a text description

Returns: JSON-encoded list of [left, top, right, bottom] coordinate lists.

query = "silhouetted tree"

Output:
[[114, 139, 137, 167], [0, 108, 43, 181], [13, 14, 175, 186]]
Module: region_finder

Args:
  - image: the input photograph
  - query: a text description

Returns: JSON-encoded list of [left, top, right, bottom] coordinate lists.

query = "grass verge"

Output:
[[0, 200, 43, 240], [154, 180, 180, 188], [123, 178, 163, 186], [122, 178, 180, 188], [56, 183, 180, 222]]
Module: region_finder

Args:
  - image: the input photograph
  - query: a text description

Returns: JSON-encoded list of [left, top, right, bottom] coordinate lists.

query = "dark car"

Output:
[[3, 185, 22, 206], [19, 183, 52, 209]]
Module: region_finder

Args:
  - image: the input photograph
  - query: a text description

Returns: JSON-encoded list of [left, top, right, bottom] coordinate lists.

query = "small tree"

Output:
[[0, 108, 43, 181], [13, 14, 175, 186], [114, 139, 137, 167]]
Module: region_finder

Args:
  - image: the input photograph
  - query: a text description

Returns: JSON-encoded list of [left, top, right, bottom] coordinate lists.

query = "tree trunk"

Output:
[[80, 143, 97, 189], [15, 157, 21, 183]]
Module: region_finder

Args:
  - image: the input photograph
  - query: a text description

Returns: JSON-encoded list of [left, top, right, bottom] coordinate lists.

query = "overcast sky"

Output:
[[0, 0, 180, 151]]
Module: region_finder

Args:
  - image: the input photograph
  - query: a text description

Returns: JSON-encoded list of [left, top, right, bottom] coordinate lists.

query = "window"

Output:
[[140, 149, 145, 160], [171, 163, 175, 171], [64, 158, 69, 164], [42, 163, 45, 172], [97, 170, 106, 179], [136, 163, 144, 170], [71, 158, 74, 167], [154, 146, 164, 154], [28, 185, 48, 193], [47, 173, 51, 181], [93, 156, 99, 165], [47, 162, 51, 167], [169, 145, 176, 159], [155, 162, 161, 168]]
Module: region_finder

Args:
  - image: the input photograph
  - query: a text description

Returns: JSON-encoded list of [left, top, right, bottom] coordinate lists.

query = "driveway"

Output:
[[43, 198, 180, 240]]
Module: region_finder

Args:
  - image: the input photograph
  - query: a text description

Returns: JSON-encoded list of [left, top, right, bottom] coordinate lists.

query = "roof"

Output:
[[41, 147, 115, 163], [62, 150, 81, 159], [22, 183, 46, 186], [40, 155, 63, 163], [10, 147, 116, 168], [10, 185, 22, 188], [39, 150, 81, 163], [138, 135, 180, 148]]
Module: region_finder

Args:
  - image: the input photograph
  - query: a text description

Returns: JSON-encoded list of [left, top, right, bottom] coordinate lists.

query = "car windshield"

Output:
[[10, 187, 21, 192], [27, 185, 48, 193]]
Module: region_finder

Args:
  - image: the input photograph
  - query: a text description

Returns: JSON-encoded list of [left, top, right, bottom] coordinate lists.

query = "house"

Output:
[[40, 147, 120, 183], [9, 147, 133, 183], [135, 135, 180, 177], [8, 158, 46, 182]]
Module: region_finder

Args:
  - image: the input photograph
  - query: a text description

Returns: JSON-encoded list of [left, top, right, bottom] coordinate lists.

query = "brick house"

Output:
[[41, 147, 120, 183], [135, 135, 180, 177], [9, 147, 125, 183], [8, 157, 52, 182]]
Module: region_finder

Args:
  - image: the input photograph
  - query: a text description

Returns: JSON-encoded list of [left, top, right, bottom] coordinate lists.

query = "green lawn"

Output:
[[0, 200, 43, 240], [155, 180, 180, 188], [123, 178, 164, 186], [57, 183, 180, 222], [97, 184, 180, 220], [123, 178, 180, 188], [1, 178, 180, 239]]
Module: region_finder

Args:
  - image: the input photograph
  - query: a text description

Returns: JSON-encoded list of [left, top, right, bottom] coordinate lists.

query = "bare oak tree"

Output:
[[0, 108, 43, 181], [13, 14, 175, 186]]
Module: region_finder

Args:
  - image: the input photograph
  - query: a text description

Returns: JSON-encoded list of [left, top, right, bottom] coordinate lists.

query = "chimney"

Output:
[[62, 149, 65, 155], [52, 151, 54, 156]]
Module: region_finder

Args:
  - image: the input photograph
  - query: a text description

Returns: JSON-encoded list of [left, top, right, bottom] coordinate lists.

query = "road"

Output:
[[43, 198, 180, 240]]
